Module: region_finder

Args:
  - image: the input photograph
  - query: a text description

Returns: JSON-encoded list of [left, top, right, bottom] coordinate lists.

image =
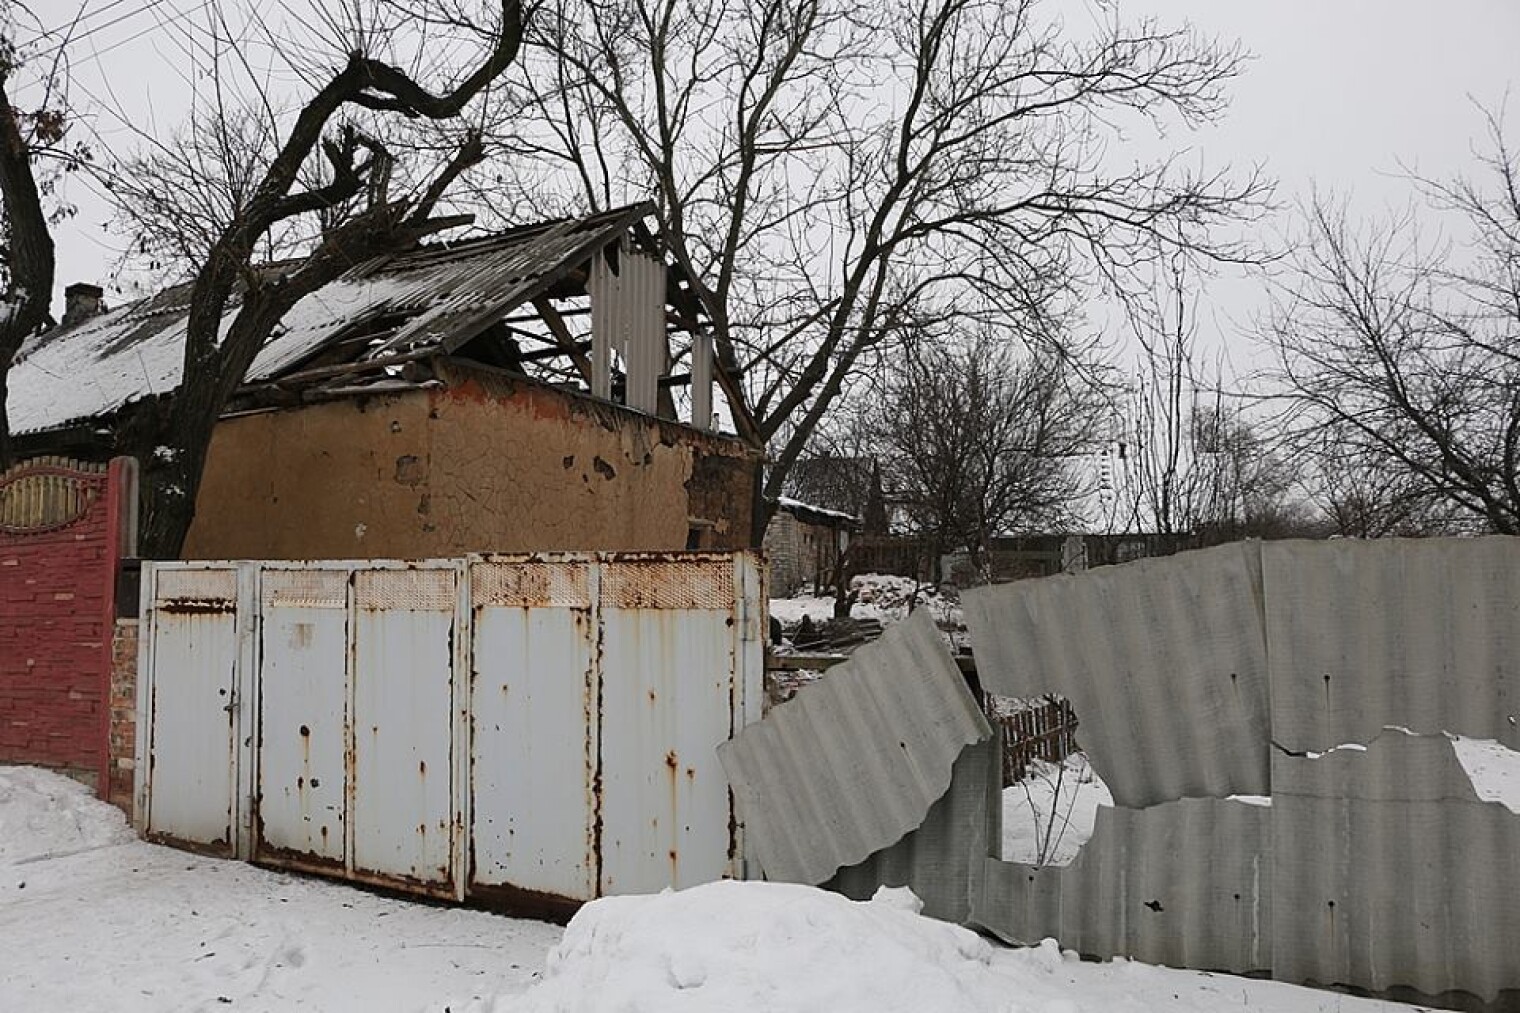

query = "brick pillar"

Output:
[[107, 619, 140, 816]]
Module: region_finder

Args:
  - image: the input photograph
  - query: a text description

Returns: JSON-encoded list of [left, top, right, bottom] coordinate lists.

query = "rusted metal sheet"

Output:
[[254, 568, 349, 869], [962, 541, 1270, 808], [598, 555, 745, 894], [1262, 537, 1520, 755], [350, 566, 459, 894], [469, 559, 599, 902], [138, 552, 763, 911], [720, 610, 991, 885], [975, 798, 1273, 975], [140, 565, 242, 853]]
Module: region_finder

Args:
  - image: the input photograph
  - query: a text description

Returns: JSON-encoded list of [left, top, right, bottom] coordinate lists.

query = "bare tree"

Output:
[[27, 0, 526, 557], [1115, 252, 1307, 542], [467, 0, 1271, 533], [1268, 112, 1520, 535], [0, 3, 91, 468], [1306, 435, 1460, 538], [865, 330, 1097, 581]]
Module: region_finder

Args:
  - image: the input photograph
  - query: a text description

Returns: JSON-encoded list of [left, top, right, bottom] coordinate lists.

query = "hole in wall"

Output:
[[991, 694, 1111, 866]]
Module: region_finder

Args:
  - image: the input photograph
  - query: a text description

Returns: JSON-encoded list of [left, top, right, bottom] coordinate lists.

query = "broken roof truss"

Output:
[[9, 202, 759, 448]]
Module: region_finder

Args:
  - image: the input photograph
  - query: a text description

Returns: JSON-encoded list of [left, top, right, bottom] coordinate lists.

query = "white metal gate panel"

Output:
[[599, 605, 736, 893], [255, 568, 348, 868], [139, 566, 241, 853], [470, 559, 598, 904], [350, 567, 458, 892], [137, 552, 764, 911]]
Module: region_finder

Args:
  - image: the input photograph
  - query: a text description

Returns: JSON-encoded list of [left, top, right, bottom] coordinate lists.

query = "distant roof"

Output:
[[777, 496, 859, 528], [9, 203, 655, 437]]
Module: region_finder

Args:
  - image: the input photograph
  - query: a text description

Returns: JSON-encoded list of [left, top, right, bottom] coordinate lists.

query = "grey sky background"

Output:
[[39, 0, 1520, 361]]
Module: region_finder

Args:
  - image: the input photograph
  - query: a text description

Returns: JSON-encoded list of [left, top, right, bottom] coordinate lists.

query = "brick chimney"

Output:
[[62, 282, 106, 328]]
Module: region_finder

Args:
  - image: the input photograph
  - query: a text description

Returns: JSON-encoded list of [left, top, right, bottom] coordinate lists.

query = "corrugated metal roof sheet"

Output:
[[8, 204, 651, 436], [1262, 537, 1520, 754], [975, 798, 1273, 975], [962, 541, 1271, 808], [718, 610, 991, 885]]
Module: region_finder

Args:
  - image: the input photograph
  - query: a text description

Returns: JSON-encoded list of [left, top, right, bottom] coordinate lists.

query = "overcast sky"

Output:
[[38, 0, 1520, 350]]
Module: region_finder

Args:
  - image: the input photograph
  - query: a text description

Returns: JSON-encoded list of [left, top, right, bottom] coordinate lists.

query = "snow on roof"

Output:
[[777, 495, 859, 527], [8, 204, 652, 436]]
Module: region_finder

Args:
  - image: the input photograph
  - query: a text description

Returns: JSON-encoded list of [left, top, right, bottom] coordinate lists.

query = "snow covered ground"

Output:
[[0, 766, 558, 1012], [3, 765, 1424, 1013], [1001, 753, 1113, 866], [769, 572, 963, 632]]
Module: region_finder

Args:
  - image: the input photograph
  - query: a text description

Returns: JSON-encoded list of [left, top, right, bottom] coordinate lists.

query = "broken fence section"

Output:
[[719, 610, 991, 887], [724, 538, 1520, 1011]]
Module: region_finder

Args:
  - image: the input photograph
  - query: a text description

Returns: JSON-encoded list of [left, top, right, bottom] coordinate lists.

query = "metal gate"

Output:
[[134, 553, 765, 908]]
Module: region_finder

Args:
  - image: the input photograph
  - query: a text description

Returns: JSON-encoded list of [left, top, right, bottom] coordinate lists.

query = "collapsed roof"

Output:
[[9, 203, 752, 444]]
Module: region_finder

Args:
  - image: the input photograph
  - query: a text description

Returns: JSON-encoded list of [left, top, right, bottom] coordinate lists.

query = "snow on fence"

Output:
[[135, 552, 765, 915]]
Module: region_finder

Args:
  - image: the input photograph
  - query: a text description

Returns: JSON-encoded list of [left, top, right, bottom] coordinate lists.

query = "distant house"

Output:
[[763, 496, 859, 597], [7, 204, 762, 558]]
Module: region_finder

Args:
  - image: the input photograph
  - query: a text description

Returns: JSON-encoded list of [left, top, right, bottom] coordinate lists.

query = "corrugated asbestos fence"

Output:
[[963, 539, 1520, 1011], [724, 538, 1520, 1012], [135, 552, 765, 914]]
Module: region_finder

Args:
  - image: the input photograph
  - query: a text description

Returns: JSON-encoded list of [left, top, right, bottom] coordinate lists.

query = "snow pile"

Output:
[[0, 766, 134, 866], [1001, 754, 1112, 866], [507, 881, 1024, 1013], [770, 573, 965, 642]]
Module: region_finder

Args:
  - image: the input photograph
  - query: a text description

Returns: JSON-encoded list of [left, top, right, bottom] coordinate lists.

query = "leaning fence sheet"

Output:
[[826, 738, 1000, 925], [719, 610, 990, 885]]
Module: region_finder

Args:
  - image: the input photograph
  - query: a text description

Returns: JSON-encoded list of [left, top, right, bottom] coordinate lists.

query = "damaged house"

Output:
[[6, 203, 761, 558]]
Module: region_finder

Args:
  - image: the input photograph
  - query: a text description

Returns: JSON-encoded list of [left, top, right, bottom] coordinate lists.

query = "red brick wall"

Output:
[[0, 457, 134, 796]]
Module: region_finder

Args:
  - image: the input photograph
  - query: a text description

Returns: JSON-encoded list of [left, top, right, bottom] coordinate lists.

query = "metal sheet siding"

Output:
[[1262, 537, 1520, 754], [142, 565, 241, 852], [962, 541, 1270, 807], [975, 799, 1273, 975], [719, 610, 991, 885], [599, 571, 737, 893], [350, 567, 458, 890], [255, 569, 349, 867], [138, 552, 762, 910], [470, 560, 599, 901]]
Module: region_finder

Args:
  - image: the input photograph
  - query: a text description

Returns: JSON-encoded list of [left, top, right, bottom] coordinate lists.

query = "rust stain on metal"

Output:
[[159, 599, 237, 615], [466, 881, 583, 925]]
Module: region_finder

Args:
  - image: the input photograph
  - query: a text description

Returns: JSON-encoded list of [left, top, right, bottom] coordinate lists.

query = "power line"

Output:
[[25, 0, 185, 63]]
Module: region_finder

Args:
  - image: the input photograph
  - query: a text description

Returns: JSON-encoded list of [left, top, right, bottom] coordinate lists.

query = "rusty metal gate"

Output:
[[134, 553, 765, 909]]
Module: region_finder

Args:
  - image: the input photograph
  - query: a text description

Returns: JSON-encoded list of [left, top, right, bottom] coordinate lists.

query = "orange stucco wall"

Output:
[[183, 373, 758, 560]]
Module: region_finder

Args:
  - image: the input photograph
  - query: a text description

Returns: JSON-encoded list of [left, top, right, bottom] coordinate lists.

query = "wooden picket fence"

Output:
[[992, 697, 1079, 785]]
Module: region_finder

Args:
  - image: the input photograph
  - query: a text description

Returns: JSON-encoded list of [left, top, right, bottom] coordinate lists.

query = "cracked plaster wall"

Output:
[[184, 376, 757, 560]]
